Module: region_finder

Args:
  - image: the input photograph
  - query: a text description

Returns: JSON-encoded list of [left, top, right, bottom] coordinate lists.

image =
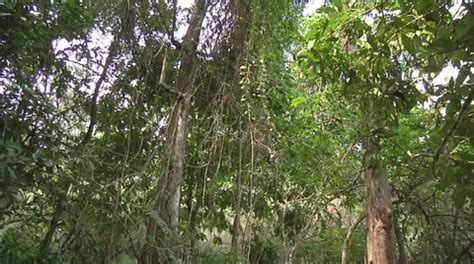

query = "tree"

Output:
[[140, 0, 207, 262], [296, 0, 473, 262], [1, 0, 472, 263]]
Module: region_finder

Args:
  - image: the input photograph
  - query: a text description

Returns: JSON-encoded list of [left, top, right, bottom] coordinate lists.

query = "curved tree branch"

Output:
[[341, 213, 366, 264], [80, 35, 120, 145], [432, 90, 473, 177]]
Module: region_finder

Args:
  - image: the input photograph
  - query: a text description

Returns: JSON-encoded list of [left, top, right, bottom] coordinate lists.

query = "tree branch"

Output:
[[80, 33, 121, 145], [341, 213, 366, 264], [432, 90, 473, 177]]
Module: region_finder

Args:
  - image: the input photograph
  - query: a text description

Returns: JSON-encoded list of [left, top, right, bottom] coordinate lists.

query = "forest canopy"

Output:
[[0, 0, 473, 263]]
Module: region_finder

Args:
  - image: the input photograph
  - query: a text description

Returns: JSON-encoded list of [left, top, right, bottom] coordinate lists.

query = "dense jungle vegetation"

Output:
[[0, 0, 473, 263]]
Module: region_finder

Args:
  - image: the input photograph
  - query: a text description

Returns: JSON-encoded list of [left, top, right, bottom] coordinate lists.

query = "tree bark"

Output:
[[284, 245, 296, 264], [103, 178, 123, 264], [37, 199, 63, 264], [447, 208, 459, 263], [393, 216, 408, 264], [364, 135, 394, 264], [231, 118, 243, 252], [140, 1, 206, 263], [341, 214, 366, 264], [185, 172, 198, 264], [227, 0, 252, 254]]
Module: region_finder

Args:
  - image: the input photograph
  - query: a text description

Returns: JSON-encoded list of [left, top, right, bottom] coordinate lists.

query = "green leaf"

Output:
[[333, 0, 343, 10], [23, 164, 36, 173], [401, 34, 416, 54], [291, 96, 305, 108]]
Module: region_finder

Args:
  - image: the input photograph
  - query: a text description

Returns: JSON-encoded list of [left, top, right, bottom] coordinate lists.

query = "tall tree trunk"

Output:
[[103, 178, 123, 264], [103, 220, 117, 264], [341, 214, 366, 264], [283, 245, 296, 264], [140, 1, 206, 263], [394, 215, 408, 264], [185, 172, 198, 264], [447, 208, 459, 262], [37, 198, 64, 264], [364, 135, 394, 264], [227, 0, 251, 254], [231, 118, 244, 252]]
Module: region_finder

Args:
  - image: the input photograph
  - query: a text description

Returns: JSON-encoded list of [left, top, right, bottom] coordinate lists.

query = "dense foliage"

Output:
[[1, 0, 472, 263]]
